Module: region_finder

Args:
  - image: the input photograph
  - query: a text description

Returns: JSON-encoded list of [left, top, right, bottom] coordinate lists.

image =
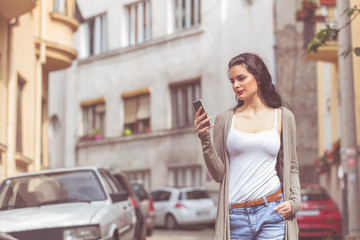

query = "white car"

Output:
[[0, 167, 136, 240], [150, 187, 217, 229]]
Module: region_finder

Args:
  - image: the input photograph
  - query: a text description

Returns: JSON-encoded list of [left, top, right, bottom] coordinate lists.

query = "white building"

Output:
[[49, 0, 310, 192]]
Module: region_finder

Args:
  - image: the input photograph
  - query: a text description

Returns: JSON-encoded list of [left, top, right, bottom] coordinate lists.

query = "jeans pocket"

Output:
[[271, 200, 286, 222]]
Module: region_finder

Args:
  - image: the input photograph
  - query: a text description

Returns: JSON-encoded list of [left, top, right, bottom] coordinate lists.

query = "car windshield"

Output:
[[180, 190, 210, 200], [301, 185, 330, 201], [0, 170, 106, 211]]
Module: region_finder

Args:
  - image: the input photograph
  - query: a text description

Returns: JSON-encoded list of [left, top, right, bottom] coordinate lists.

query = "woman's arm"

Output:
[[288, 112, 301, 215], [199, 115, 225, 183]]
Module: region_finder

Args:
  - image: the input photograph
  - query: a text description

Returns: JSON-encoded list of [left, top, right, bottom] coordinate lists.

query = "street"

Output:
[[147, 226, 215, 240]]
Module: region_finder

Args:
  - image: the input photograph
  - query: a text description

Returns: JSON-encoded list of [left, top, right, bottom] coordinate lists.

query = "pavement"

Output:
[[147, 227, 215, 240]]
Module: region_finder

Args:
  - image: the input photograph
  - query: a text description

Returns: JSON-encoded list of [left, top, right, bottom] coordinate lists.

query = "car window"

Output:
[[301, 186, 330, 201], [100, 172, 123, 194], [151, 190, 171, 202], [180, 190, 210, 200], [0, 170, 106, 210], [132, 184, 149, 201]]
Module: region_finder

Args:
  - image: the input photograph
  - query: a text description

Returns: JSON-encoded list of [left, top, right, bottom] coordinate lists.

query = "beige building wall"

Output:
[[306, 0, 360, 214], [0, 0, 78, 179]]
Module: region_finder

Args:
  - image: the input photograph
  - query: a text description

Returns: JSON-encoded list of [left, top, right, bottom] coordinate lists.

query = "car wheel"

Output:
[[165, 214, 178, 230]]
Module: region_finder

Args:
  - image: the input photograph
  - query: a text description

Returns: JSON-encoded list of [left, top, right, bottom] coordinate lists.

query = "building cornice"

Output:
[[76, 127, 196, 148], [78, 26, 205, 65]]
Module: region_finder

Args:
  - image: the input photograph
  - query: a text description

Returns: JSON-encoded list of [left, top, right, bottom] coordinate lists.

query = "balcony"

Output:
[[0, 0, 36, 19], [296, 0, 338, 62], [35, 0, 79, 71]]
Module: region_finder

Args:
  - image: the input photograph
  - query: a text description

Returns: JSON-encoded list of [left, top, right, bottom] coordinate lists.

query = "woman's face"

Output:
[[228, 64, 260, 101]]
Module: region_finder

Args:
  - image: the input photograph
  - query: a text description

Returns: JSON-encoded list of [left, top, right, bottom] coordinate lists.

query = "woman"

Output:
[[194, 53, 301, 240]]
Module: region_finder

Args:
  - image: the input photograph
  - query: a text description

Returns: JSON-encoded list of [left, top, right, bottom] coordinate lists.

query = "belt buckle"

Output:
[[244, 201, 249, 208]]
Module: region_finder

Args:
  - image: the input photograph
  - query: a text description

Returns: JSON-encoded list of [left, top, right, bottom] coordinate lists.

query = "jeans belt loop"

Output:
[[262, 196, 269, 207]]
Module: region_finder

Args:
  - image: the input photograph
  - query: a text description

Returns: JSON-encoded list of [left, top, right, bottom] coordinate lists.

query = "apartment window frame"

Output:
[[168, 165, 202, 187], [81, 14, 108, 58], [123, 90, 151, 134], [16, 76, 25, 153], [53, 0, 68, 15], [172, 0, 201, 32], [81, 99, 106, 137], [125, 0, 151, 46], [170, 79, 200, 128]]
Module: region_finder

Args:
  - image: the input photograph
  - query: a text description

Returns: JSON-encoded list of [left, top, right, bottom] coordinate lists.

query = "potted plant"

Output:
[[91, 129, 103, 140], [296, 9, 307, 21]]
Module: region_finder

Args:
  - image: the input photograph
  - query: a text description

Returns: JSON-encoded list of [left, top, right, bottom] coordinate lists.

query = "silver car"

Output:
[[0, 167, 136, 240], [151, 187, 217, 229]]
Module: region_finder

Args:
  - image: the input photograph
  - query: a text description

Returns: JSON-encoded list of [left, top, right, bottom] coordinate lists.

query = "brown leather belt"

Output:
[[231, 188, 282, 209]]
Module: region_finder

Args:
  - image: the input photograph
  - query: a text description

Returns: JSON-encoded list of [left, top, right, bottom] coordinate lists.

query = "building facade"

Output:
[[0, 0, 78, 178], [49, 0, 318, 193], [297, 0, 360, 235]]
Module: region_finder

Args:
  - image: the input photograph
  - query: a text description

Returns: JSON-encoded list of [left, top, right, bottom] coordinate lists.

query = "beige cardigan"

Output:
[[199, 107, 301, 240]]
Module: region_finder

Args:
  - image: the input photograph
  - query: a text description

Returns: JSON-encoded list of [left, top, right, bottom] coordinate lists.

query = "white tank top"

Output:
[[227, 109, 281, 203]]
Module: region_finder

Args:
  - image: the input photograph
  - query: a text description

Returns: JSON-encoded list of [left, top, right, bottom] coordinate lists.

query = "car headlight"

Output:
[[63, 225, 101, 240]]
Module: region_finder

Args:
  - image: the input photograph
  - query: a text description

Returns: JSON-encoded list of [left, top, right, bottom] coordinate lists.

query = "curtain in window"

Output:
[[137, 94, 150, 120]]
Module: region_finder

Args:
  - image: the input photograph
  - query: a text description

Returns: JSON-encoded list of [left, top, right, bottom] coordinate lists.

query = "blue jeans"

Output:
[[229, 186, 285, 240]]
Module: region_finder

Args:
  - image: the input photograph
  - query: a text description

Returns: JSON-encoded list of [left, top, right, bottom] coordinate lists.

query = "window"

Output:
[[16, 77, 25, 153], [172, 0, 201, 31], [82, 101, 106, 137], [125, 0, 151, 46], [81, 14, 107, 57], [53, 0, 67, 15], [170, 79, 200, 128], [125, 169, 151, 190], [168, 165, 201, 187], [123, 93, 150, 134]]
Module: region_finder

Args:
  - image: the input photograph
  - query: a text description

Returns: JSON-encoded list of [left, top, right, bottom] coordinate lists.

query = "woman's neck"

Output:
[[236, 97, 271, 115]]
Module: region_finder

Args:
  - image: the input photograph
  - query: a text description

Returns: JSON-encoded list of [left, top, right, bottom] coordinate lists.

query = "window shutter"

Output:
[[124, 97, 137, 124]]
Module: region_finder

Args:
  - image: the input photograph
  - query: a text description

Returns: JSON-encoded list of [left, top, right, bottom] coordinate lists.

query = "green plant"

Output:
[[91, 128, 102, 136], [308, 5, 360, 57]]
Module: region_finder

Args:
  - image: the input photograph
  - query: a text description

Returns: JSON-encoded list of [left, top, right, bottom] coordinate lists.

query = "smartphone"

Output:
[[192, 99, 211, 127]]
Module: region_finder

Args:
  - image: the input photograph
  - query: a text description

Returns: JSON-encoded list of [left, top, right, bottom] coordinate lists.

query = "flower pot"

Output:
[[312, 15, 326, 22], [320, 0, 336, 6], [94, 135, 103, 140]]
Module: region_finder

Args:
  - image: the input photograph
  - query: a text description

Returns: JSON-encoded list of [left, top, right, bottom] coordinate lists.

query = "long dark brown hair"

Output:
[[228, 53, 283, 109]]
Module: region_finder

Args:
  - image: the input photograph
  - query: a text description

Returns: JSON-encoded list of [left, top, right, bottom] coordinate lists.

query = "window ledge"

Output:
[[15, 152, 33, 165], [78, 25, 205, 65], [76, 127, 196, 148]]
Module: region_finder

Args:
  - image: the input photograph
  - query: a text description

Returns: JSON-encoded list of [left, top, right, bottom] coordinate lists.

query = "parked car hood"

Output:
[[0, 202, 105, 232]]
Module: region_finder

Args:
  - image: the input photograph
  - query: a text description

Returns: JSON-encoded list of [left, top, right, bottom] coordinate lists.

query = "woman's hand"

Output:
[[273, 201, 292, 219], [194, 106, 213, 136]]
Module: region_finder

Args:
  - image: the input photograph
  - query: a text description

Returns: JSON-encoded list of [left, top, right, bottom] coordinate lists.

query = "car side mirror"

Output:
[[110, 192, 128, 203]]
